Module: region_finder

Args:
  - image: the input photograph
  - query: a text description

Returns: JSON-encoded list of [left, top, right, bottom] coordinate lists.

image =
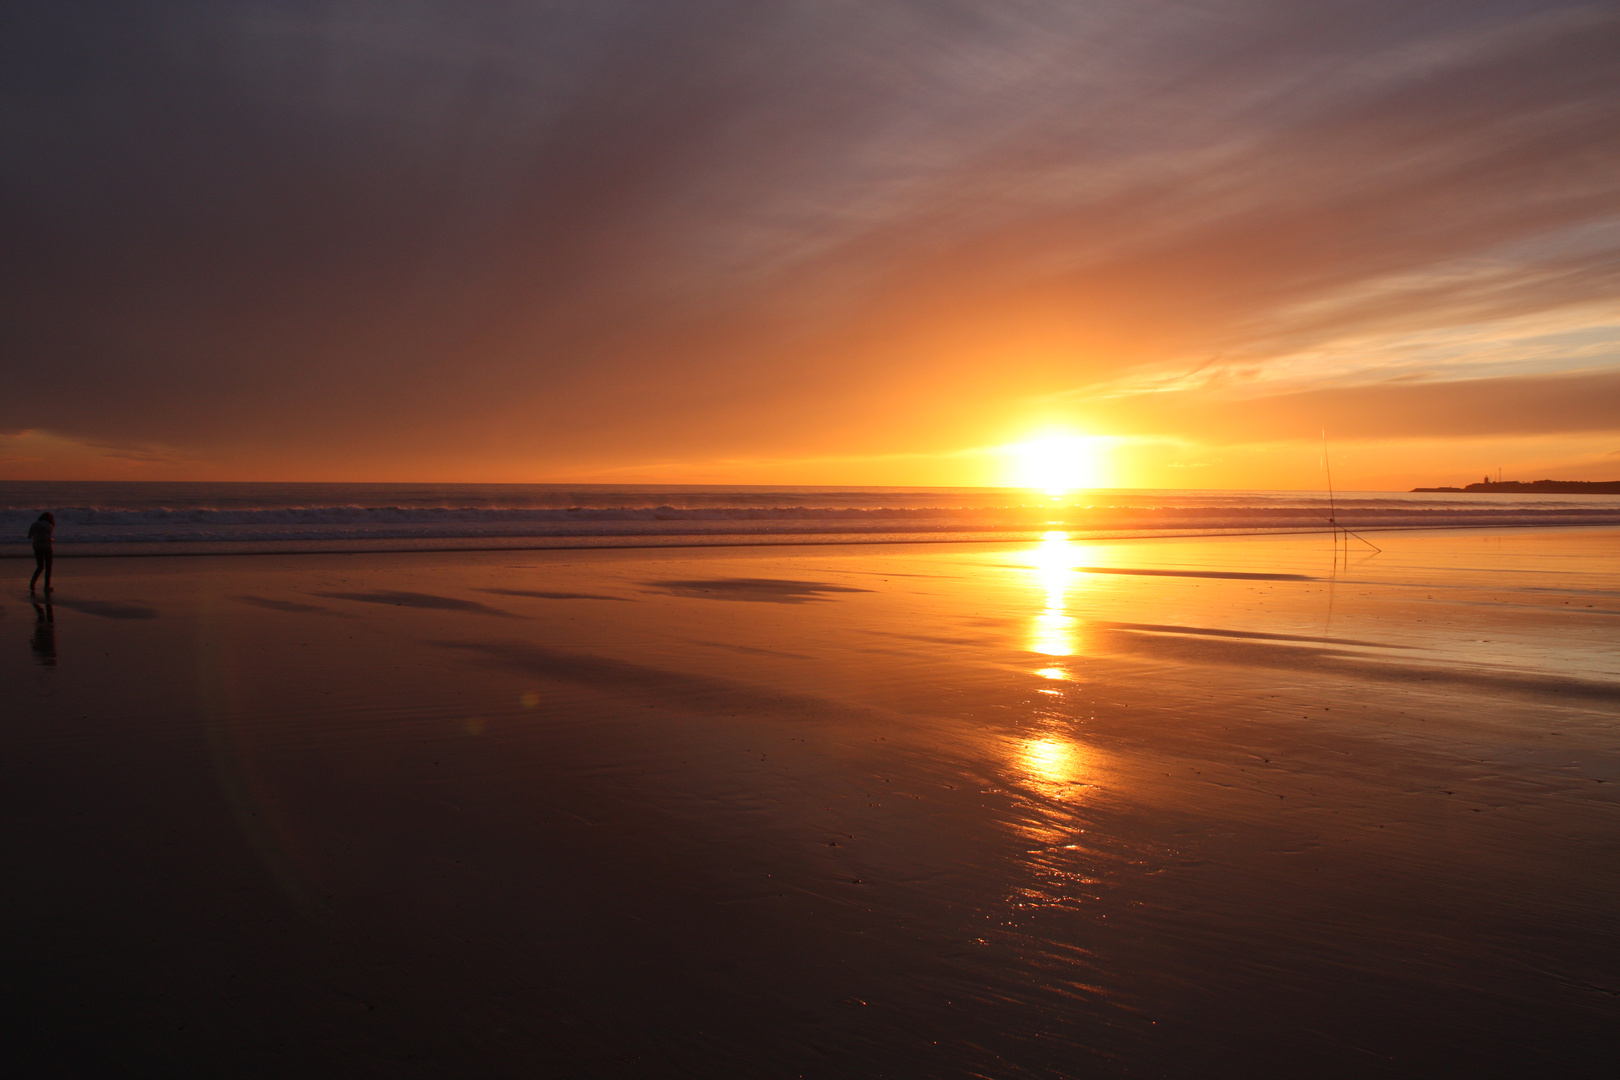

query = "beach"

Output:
[[5, 526, 1618, 1076]]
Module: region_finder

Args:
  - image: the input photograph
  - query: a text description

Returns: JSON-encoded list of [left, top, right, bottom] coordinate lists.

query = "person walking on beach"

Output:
[[28, 512, 54, 593]]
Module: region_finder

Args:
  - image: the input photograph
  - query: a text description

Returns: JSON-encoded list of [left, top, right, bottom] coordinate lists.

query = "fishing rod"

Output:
[[1320, 430, 1381, 554]]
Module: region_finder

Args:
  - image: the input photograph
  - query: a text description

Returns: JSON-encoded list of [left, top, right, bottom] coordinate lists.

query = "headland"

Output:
[[1412, 478, 1620, 493]]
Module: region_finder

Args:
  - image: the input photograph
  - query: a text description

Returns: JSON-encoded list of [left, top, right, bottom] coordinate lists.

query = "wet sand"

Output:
[[5, 528, 1618, 1077]]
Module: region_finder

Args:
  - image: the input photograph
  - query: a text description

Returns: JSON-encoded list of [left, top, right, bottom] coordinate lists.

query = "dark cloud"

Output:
[[2, 1, 1617, 474]]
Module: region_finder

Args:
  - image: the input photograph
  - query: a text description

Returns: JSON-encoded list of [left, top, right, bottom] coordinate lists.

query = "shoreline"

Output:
[[2, 518, 1617, 559]]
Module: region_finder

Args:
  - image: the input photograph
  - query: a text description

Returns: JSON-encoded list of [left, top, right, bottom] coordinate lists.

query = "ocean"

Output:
[[4, 481, 1619, 555]]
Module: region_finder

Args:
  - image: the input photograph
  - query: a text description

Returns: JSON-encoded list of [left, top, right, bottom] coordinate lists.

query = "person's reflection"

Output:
[[30, 600, 56, 666]]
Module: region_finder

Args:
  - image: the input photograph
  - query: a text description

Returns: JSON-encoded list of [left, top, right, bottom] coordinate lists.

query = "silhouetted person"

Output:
[[28, 511, 54, 593], [30, 600, 55, 666]]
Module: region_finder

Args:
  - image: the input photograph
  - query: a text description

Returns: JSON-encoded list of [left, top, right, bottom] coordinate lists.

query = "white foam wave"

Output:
[[3, 500, 1618, 546]]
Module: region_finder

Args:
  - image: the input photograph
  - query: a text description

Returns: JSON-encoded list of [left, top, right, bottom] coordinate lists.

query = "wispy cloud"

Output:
[[1075, 368, 1620, 443]]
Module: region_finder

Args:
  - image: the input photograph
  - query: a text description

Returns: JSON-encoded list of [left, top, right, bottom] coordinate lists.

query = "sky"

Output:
[[2, 0, 1618, 489]]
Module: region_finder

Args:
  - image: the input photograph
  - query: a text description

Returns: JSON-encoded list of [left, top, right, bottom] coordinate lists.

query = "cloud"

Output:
[[0, 429, 192, 477], [1, 1, 1616, 477], [1082, 368, 1620, 444]]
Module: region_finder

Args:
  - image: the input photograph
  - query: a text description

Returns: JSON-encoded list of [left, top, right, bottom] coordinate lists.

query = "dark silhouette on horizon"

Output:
[[1412, 479, 1620, 493], [28, 512, 54, 593]]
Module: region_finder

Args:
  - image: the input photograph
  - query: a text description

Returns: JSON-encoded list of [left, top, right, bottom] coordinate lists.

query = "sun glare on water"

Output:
[[1008, 433, 1108, 494]]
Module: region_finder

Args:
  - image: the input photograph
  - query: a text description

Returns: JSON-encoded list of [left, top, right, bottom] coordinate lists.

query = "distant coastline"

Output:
[[1412, 480, 1620, 493]]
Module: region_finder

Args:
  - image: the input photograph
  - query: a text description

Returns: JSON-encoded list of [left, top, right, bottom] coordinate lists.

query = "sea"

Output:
[[4, 481, 1619, 556]]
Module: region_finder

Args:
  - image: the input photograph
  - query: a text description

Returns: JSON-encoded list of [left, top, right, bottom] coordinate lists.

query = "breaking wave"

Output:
[[2, 483, 1618, 550]]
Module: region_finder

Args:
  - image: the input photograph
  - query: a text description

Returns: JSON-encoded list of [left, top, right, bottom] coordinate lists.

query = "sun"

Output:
[[1008, 433, 1108, 494]]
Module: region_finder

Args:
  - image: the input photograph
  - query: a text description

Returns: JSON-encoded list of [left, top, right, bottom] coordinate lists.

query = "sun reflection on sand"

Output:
[[1022, 736, 1083, 786], [1010, 534, 1102, 828], [1027, 532, 1086, 658], [1033, 531, 1074, 607], [1031, 613, 1077, 657], [1011, 732, 1100, 818]]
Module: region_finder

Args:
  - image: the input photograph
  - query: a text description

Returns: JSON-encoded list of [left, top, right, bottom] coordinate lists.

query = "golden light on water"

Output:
[[1031, 613, 1077, 657], [1028, 531, 1084, 657], [1016, 733, 1094, 800], [1014, 534, 1100, 804], [1022, 737, 1080, 784], [1033, 531, 1075, 609]]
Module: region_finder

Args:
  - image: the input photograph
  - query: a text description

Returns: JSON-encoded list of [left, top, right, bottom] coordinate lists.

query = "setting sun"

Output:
[[1008, 433, 1110, 493]]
